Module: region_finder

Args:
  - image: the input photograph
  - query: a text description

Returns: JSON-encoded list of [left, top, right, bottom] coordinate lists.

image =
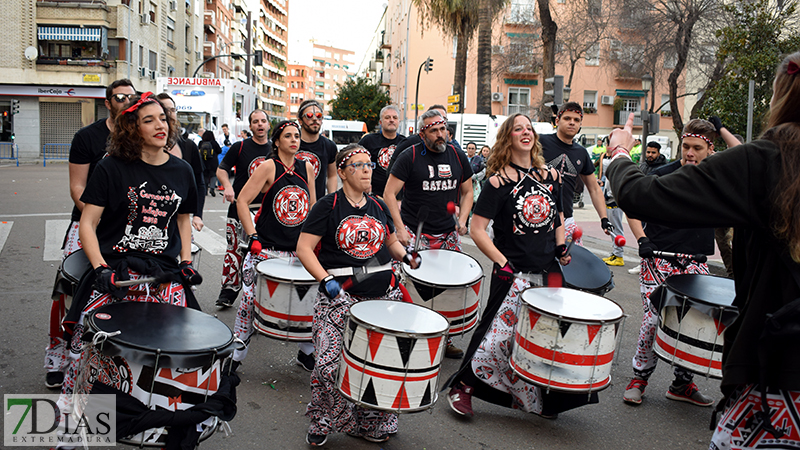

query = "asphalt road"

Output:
[[0, 163, 721, 450]]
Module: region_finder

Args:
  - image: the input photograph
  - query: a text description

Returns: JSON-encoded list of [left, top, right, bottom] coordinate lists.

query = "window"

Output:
[[139, 45, 144, 68], [664, 50, 677, 69], [508, 0, 536, 23], [149, 50, 157, 71], [508, 87, 530, 115], [660, 94, 671, 112], [107, 39, 119, 60], [585, 43, 599, 66], [148, 0, 157, 23], [167, 18, 175, 48], [583, 91, 597, 109], [621, 97, 640, 114]]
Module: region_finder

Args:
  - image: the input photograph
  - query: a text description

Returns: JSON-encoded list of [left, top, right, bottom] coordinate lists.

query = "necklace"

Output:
[[344, 191, 365, 207]]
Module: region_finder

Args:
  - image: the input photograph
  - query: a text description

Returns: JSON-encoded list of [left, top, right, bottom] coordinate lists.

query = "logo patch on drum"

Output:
[[248, 156, 267, 177], [336, 215, 386, 260], [273, 185, 310, 227], [295, 151, 321, 178], [95, 313, 111, 320], [377, 146, 395, 169]]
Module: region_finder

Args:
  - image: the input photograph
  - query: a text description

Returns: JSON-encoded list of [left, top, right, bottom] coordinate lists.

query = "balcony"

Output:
[[380, 70, 391, 86], [614, 110, 643, 126], [380, 31, 390, 49], [204, 11, 216, 33]]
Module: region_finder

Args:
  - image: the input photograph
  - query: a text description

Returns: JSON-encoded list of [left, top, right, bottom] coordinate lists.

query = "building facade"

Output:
[[287, 64, 315, 117], [311, 43, 355, 116]]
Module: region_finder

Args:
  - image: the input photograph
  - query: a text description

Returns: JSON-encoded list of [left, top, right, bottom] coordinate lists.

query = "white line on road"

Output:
[[44, 220, 71, 261], [0, 221, 12, 256], [194, 226, 227, 255], [0, 212, 71, 218]]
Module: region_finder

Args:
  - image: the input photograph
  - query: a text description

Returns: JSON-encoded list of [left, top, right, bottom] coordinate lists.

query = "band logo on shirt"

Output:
[[273, 185, 310, 227], [336, 214, 385, 259], [248, 156, 267, 178], [295, 151, 321, 178], [114, 181, 182, 254], [513, 184, 555, 233], [378, 146, 395, 169]]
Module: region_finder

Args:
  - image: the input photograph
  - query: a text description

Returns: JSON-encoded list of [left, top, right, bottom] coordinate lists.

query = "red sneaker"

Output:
[[448, 384, 474, 417]]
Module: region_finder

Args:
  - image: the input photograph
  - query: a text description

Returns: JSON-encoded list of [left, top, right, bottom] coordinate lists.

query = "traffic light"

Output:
[[11, 99, 19, 115], [424, 57, 434, 73], [254, 50, 263, 66], [544, 75, 564, 106]]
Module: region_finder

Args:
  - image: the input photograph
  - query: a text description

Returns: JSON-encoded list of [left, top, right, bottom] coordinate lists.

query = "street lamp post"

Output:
[[402, 0, 414, 133], [641, 73, 653, 147]]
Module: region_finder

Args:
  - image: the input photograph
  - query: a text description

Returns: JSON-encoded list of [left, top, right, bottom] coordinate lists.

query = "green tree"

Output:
[[330, 77, 391, 132], [698, 0, 800, 142]]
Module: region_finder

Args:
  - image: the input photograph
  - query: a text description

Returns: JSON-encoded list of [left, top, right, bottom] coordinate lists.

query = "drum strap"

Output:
[[327, 263, 393, 277]]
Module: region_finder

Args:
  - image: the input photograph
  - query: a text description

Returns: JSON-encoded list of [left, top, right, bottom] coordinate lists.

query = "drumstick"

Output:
[[651, 250, 708, 264], [565, 227, 583, 258], [446, 201, 459, 230], [610, 231, 626, 247], [115, 277, 158, 287], [413, 206, 430, 255]]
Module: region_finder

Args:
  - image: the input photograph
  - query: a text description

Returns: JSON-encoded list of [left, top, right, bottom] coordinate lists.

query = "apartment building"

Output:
[[287, 64, 315, 117], [253, 0, 288, 121], [311, 43, 355, 116]]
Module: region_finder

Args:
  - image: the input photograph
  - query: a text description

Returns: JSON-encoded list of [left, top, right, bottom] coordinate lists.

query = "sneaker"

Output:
[[215, 290, 237, 308], [605, 255, 625, 266], [296, 351, 315, 372], [45, 371, 63, 389], [622, 377, 648, 405], [628, 266, 641, 274], [306, 433, 327, 447], [445, 343, 464, 359], [346, 430, 390, 443], [666, 382, 713, 406], [447, 384, 474, 417], [602, 255, 615, 262]]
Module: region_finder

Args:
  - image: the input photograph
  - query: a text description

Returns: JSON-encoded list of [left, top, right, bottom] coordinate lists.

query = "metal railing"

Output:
[[0, 143, 18, 166], [42, 144, 70, 166]]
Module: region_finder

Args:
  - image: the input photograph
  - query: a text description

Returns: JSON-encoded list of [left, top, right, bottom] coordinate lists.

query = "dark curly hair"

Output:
[[108, 94, 177, 162]]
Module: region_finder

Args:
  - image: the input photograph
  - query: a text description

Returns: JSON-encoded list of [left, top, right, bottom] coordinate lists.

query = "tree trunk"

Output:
[[476, 2, 493, 114], [668, 17, 697, 134], [539, 0, 557, 119], [454, 24, 469, 114]]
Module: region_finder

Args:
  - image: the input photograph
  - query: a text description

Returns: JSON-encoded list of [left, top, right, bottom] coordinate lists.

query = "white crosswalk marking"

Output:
[[44, 220, 71, 261], [0, 221, 12, 256], [193, 227, 227, 255]]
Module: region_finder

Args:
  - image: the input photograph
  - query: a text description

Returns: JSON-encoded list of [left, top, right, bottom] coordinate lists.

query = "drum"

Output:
[[191, 243, 201, 266], [561, 245, 615, 295], [401, 249, 484, 335], [651, 274, 737, 379], [254, 258, 318, 341], [337, 300, 449, 413], [77, 302, 237, 446], [53, 249, 93, 308], [510, 287, 625, 392]]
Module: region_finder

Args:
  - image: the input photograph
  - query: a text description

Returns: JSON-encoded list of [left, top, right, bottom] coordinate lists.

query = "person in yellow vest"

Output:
[[589, 136, 608, 176], [629, 139, 642, 163]]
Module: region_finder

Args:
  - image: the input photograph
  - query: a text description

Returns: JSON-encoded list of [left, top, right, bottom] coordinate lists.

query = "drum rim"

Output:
[[401, 248, 484, 287], [663, 273, 736, 309], [520, 287, 625, 324], [348, 301, 450, 336], [256, 259, 316, 283], [560, 245, 613, 290], [61, 249, 91, 283]]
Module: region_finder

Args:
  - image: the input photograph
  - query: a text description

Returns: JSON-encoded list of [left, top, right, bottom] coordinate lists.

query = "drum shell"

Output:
[[336, 301, 448, 413], [53, 249, 93, 304], [561, 245, 615, 295], [401, 249, 484, 335], [510, 287, 624, 393], [254, 259, 318, 342]]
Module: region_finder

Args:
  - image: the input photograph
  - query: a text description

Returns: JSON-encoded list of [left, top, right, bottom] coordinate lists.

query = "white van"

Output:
[[322, 120, 368, 150]]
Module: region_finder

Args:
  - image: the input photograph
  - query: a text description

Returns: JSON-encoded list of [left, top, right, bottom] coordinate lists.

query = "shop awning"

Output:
[[38, 26, 101, 41], [615, 89, 646, 97]]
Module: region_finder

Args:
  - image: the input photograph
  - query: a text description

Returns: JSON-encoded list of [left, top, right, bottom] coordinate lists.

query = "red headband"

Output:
[[788, 61, 800, 75], [123, 92, 156, 115], [338, 148, 370, 168], [557, 107, 583, 120], [419, 119, 446, 133], [681, 133, 714, 147]]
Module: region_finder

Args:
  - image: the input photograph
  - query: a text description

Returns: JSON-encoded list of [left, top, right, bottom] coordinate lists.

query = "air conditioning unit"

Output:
[[139, 67, 147, 77], [491, 92, 504, 102], [601, 95, 614, 105], [169, 0, 177, 10], [196, 51, 201, 60], [140, 13, 150, 25], [149, 70, 157, 80]]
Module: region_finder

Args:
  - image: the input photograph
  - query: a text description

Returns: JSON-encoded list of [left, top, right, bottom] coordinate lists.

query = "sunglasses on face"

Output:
[[304, 112, 323, 119], [112, 93, 133, 103]]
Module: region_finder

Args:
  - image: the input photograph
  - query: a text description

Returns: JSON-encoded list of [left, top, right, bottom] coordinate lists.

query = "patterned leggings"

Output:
[[710, 385, 800, 449], [45, 221, 81, 373]]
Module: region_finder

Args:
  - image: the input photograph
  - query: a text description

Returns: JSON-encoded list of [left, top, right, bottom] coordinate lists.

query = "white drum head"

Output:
[[521, 287, 623, 322], [256, 258, 315, 283], [402, 249, 483, 287], [350, 300, 449, 335]]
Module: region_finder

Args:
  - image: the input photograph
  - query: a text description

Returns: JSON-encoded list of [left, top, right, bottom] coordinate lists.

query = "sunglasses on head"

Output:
[[304, 112, 323, 119], [112, 93, 133, 103]]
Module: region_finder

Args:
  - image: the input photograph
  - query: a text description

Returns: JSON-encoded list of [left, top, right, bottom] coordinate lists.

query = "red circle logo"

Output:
[[248, 156, 267, 177], [95, 313, 111, 320], [336, 215, 385, 260], [521, 194, 551, 226], [273, 185, 310, 227], [295, 151, 321, 178], [377, 146, 396, 169]]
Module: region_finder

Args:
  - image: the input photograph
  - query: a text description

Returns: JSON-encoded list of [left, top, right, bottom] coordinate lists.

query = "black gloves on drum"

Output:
[[556, 244, 568, 258], [601, 217, 615, 235], [494, 260, 516, 284], [320, 275, 341, 299], [638, 237, 658, 258], [93, 264, 129, 299], [403, 252, 421, 268], [179, 261, 203, 285]]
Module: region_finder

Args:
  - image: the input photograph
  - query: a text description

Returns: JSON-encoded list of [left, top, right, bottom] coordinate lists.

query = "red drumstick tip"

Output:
[[614, 235, 627, 247], [446, 201, 456, 215], [572, 227, 583, 240]]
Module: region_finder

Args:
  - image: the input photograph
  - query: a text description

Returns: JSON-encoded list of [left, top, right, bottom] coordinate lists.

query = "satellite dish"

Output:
[[24, 46, 38, 61]]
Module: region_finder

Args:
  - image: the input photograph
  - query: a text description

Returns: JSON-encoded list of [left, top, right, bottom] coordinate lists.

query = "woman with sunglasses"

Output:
[[59, 92, 201, 411], [296, 144, 420, 447], [230, 120, 316, 368]]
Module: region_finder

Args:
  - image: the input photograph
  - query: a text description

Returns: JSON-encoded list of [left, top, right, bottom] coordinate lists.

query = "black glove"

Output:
[[247, 234, 263, 254], [494, 260, 516, 284], [93, 264, 128, 298], [403, 252, 421, 268], [601, 217, 615, 235], [708, 116, 723, 133], [179, 260, 203, 285], [320, 275, 341, 299], [556, 244, 568, 258], [638, 236, 658, 258]]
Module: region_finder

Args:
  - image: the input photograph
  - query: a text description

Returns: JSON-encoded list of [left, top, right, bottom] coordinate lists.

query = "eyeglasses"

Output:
[[304, 112, 323, 120], [345, 162, 375, 171], [111, 93, 133, 103]]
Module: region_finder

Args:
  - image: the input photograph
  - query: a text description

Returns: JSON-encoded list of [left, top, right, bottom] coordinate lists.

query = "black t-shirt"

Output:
[[296, 136, 337, 200], [475, 168, 563, 272], [254, 158, 311, 251], [68, 118, 110, 222], [219, 138, 272, 201], [358, 132, 405, 197], [80, 155, 198, 264], [178, 138, 205, 218], [302, 191, 395, 297], [644, 160, 716, 255], [387, 134, 422, 176], [390, 142, 473, 234], [540, 133, 594, 219]]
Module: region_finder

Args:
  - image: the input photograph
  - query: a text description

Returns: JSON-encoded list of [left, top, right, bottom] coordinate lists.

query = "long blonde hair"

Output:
[[486, 114, 545, 176]]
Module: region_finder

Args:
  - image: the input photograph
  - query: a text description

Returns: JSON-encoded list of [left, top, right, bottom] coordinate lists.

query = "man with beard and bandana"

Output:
[[358, 105, 404, 197], [384, 109, 474, 359], [214, 109, 273, 308], [44, 79, 136, 389], [295, 100, 338, 201]]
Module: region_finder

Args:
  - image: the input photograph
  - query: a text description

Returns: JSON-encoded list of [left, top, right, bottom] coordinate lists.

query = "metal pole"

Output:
[[414, 60, 425, 134], [402, 0, 412, 133], [642, 94, 649, 149], [746, 79, 755, 143], [245, 12, 252, 86]]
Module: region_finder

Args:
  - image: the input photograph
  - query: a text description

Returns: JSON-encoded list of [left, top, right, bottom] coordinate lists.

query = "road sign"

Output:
[[447, 94, 460, 104], [447, 104, 459, 113]]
